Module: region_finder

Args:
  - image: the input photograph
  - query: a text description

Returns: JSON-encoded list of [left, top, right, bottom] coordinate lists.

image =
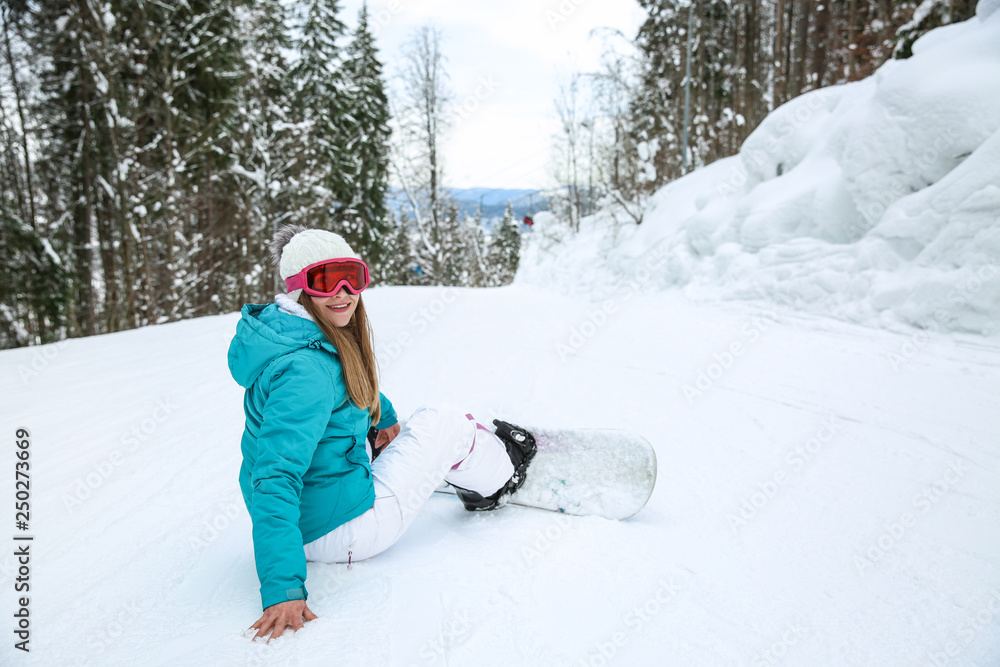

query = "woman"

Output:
[[228, 225, 535, 642]]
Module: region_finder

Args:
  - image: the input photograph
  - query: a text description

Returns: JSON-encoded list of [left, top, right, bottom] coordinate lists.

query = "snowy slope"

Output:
[[2, 282, 999, 666], [3, 6, 1000, 666], [520, 3, 1000, 336]]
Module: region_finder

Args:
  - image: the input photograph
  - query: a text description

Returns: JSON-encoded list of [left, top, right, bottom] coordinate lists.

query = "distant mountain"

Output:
[[386, 187, 549, 224]]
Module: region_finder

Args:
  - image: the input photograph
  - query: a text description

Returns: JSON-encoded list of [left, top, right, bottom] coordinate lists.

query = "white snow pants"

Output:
[[302, 406, 512, 564]]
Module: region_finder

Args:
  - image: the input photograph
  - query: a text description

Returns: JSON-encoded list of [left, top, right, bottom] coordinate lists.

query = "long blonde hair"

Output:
[[300, 293, 381, 424]]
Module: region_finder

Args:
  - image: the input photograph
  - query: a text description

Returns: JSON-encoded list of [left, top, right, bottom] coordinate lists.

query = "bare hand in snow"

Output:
[[248, 599, 317, 643]]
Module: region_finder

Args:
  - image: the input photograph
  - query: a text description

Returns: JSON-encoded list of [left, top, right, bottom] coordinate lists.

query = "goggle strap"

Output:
[[284, 273, 306, 292]]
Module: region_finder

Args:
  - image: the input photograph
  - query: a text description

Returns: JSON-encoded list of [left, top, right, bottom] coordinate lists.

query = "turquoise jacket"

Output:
[[228, 303, 397, 610]]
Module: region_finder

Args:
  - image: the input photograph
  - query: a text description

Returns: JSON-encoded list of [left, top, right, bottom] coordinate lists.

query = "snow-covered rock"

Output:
[[519, 8, 1000, 335]]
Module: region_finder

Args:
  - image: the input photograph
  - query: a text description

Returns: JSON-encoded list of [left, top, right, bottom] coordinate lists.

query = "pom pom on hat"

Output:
[[270, 225, 359, 300]]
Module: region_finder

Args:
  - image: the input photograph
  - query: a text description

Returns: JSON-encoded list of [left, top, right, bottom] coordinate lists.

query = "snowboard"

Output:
[[436, 426, 657, 520]]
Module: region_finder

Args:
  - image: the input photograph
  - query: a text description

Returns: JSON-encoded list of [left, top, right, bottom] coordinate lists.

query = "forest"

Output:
[[0, 0, 973, 348], [552, 0, 976, 228]]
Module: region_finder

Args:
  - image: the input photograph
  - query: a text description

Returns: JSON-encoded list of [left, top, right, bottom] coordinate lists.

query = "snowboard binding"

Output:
[[454, 419, 537, 512]]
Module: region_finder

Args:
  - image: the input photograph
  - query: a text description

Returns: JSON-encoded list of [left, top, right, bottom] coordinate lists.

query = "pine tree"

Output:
[[286, 0, 349, 231], [436, 198, 468, 285], [32, 0, 132, 336], [0, 214, 68, 347], [386, 209, 419, 285], [625, 0, 954, 191], [487, 201, 521, 286], [32, 0, 247, 332], [631, 0, 686, 186], [0, 3, 68, 348], [894, 0, 978, 59], [631, 0, 745, 185], [462, 208, 488, 287], [341, 3, 393, 282], [132, 0, 245, 321], [229, 0, 295, 300], [443, 207, 490, 287]]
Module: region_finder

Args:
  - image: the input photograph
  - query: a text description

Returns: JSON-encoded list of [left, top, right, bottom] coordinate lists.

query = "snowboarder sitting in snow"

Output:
[[228, 225, 536, 642]]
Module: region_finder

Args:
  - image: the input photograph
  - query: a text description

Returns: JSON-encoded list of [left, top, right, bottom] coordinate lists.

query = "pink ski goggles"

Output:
[[285, 258, 370, 296]]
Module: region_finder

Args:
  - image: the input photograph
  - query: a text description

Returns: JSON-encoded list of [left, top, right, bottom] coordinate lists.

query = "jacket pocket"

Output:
[[345, 436, 372, 477]]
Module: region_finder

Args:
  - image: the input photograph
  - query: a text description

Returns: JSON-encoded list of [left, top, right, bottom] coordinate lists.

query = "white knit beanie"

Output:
[[271, 226, 359, 301]]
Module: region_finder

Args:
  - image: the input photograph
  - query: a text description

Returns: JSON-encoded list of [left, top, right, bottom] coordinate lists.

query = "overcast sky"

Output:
[[338, 0, 646, 190]]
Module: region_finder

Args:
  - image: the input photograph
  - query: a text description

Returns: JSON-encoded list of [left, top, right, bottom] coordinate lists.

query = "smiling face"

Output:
[[310, 290, 359, 328]]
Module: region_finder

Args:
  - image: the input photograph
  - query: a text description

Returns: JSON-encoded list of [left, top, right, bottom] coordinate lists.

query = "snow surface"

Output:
[[2, 280, 999, 666], [520, 5, 1000, 336]]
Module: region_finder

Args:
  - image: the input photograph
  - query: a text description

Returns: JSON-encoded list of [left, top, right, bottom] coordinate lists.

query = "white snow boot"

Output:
[[452, 419, 537, 511]]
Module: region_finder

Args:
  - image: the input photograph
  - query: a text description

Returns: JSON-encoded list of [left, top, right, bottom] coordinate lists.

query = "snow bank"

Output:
[[520, 4, 1000, 335]]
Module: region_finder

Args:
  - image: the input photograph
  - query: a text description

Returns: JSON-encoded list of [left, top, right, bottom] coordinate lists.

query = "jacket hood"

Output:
[[228, 303, 337, 389]]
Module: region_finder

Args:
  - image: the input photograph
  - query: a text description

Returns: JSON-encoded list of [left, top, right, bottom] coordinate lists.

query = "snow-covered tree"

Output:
[[441, 207, 490, 287], [228, 0, 296, 300], [894, 0, 978, 58], [486, 201, 521, 286], [0, 213, 68, 348], [622, 0, 968, 192], [32, 0, 121, 336], [385, 208, 421, 285], [392, 25, 455, 284], [553, 72, 585, 231], [588, 45, 648, 225], [341, 3, 393, 283], [130, 0, 245, 322], [30, 0, 245, 332], [435, 198, 468, 286], [462, 208, 489, 287], [286, 0, 350, 230], [0, 3, 68, 347], [0, 0, 403, 348]]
